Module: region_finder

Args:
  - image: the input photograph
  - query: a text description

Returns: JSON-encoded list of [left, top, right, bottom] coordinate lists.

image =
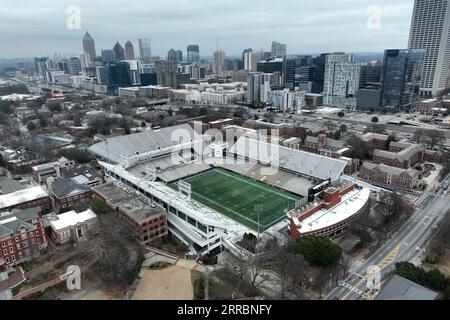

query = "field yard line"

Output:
[[214, 168, 299, 201], [190, 189, 263, 228]]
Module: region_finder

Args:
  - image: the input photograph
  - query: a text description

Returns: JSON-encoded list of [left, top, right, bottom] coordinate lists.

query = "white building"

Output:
[[49, 209, 97, 244], [408, 0, 450, 97], [323, 53, 360, 109], [268, 89, 306, 113], [201, 89, 245, 105]]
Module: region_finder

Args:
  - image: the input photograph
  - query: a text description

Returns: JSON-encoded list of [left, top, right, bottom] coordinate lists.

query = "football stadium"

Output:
[[169, 168, 301, 231], [88, 123, 364, 256]]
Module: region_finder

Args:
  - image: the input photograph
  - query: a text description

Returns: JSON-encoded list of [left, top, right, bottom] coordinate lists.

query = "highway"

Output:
[[326, 175, 450, 300]]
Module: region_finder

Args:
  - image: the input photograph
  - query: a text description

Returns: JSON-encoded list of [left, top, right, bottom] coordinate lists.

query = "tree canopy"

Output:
[[295, 236, 342, 267]]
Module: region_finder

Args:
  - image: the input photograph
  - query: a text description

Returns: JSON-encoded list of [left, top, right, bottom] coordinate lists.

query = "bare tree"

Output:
[[79, 210, 142, 291], [426, 130, 446, 149]]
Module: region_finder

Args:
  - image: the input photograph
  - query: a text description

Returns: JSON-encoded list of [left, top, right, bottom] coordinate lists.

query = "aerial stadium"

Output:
[[88, 123, 368, 256]]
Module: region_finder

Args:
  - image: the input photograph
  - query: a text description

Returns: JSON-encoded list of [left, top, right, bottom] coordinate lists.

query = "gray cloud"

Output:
[[0, 0, 414, 58]]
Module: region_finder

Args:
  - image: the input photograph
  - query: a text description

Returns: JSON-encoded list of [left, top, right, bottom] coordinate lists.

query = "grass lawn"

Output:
[[169, 168, 301, 231]]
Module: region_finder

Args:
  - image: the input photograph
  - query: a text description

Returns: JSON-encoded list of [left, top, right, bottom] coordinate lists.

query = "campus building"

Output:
[[288, 183, 370, 238], [49, 209, 97, 244], [0, 207, 47, 269]]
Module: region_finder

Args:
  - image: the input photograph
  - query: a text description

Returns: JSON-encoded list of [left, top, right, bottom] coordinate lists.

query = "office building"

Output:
[[283, 56, 296, 90], [82, 31, 96, 62], [408, 0, 450, 97], [360, 61, 382, 88], [380, 49, 425, 110], [213, 50, 226, 75], [138, 38, 152, 58], [176, 50, 183, 64], [244, 51, 261, 71], [113, 42, 125, 61], [187, 44, 200, 63], [107, 62, 132, 90], [323, 53, 361, 109], [101, 49, 115, 63], [125, 41, 135, 60], [68, 57, 82, 75], [271, 41, 287, 58], [155, 60, 177, 88], [167, 49, 178, 64], [257, 58, 283, 73]]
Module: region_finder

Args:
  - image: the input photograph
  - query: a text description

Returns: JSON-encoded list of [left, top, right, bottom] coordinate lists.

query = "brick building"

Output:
[[373, 143, 425, 169], [359, 162, 420, 190], [360, 132, 390, 150], [302, 134, 346, 158], [31, 157, 75, 184], [0, 186, 51, 215], [288, 183, 370, 239], [92, 183, 168, 245], [48, 178, 93, 211], [0, 207, 47, 269]]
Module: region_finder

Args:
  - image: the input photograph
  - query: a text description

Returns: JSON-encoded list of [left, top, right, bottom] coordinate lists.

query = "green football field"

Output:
[[169, 168, 302, 231]]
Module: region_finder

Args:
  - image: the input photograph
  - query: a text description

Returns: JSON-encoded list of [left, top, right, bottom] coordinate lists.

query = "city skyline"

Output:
[[0, 0, 415, 58]]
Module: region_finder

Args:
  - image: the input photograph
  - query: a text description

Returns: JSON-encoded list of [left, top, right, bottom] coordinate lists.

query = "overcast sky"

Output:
[[0, 0, 414, 58]]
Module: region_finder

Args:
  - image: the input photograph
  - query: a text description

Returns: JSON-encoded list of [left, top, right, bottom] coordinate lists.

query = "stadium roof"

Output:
[[229, 137, 347, 182], [88, 124, 197, 164]]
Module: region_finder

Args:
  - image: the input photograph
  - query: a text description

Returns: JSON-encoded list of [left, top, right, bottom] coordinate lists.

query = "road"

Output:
[[326, 175, 450, 300]]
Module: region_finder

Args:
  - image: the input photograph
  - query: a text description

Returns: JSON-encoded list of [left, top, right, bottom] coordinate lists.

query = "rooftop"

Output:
[[0, 186, 49, 210], [290, 186, 370, 234], [88, 124, 197, 165], [50, 209, 97, 231], [376, 275, 439, 300], [51, 178, 91, 199]]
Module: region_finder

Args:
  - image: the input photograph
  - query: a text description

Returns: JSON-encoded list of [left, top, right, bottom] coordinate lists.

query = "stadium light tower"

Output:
[[255, 204, 263, 255]]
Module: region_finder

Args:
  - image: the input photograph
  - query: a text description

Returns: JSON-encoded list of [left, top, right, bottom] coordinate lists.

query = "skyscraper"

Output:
[[380, 49, 425, 110], [101, 49, 115, 63], [187, 45, 200, 63], [271, 41, 287, 58], [167, 49, 178, 64], [113, 42, 125, 61], [107, 62, 132, 89], [138, 38, 152, 58], [213, 50, 226, 75], [125, 41, 135, 60], [323, 53, 360, 109], [408, 0, 450, 97], [243, 51, 261, 71], [68, 57, 82, 75], [82, 31, 96, 62], [155, 60, 177, 88], [176, 50, 183, 64], [282, 56, 296, 90]]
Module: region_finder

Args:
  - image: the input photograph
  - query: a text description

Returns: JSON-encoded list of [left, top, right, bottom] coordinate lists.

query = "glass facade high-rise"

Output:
[[282, 56, 296, 90], [82, 31, 96, 62], [187, 45, 200, 63], [138, 38, 152, 58], [113, 42, 125, 61], [107, 62, 132, 88], [408, 0, 450, 97], [380, 49, 425, 110]]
